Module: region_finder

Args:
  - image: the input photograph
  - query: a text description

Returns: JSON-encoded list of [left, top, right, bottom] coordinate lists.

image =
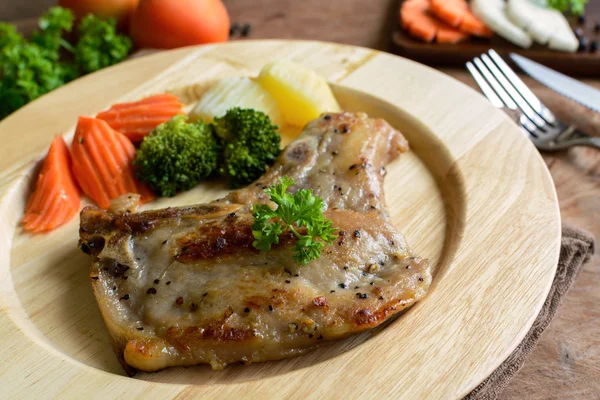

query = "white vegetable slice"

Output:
[[472, 0, 533, 48], [189, 77, 285, 127], [507, 0, 578, 52]]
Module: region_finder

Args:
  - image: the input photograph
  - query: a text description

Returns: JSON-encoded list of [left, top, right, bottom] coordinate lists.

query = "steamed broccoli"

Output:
[[214, 108, 281, 188], [134, 115, 220, 197]]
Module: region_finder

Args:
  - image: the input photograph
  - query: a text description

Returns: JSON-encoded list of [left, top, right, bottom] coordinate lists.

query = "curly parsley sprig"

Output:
[[252, 177, 338, 265]]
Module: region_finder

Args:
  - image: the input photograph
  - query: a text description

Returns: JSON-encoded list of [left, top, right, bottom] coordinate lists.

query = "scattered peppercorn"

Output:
[[330, 290, 336, 293], [339, 283, 347, 289], [244, 307, 250, 313], [137, 327, 144, 331], [575, 27, 584, 38], [353, 230, 361, 238], [285, 280, 291, 283], [154, 279, 160, 284], [418, 277, 424, 282], [202, 292, 208, 297], [268, 305, 274, 311], [229, 23, 241, 36], [579, 37, 589, 51], [379, 296, 384, 300], [308, 334, 314, 338], [356, 293, 368, 299], [166, 281, 171, 285], [578, 15, 586, 24], [91, 276, 99, 280], [147, 287, 157, 294], [595, 22, 600, 33], [241, 23, 252, 37], [332, 151, 338, 156], [162, 240, 167, 244], [227, 212, 236, 217], [370, 282, 374, 285], [190, 303, 198, 312], [591, 40, 599, 52], [354, 286, 359, 289], [120, 294, 130, 301], [317, 335, 324, 340], [324, 114, 331, 120], [343, 266, 348, 270]]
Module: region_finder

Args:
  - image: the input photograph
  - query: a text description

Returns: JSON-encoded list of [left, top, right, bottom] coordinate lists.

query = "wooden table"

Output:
[[4, 0, 599, 398]]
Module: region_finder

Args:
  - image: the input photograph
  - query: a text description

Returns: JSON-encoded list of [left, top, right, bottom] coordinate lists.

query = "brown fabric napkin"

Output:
[[464, 225, 595, 400]]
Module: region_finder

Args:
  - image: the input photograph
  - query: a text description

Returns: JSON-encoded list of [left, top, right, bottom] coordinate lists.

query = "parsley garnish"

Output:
[[252, 177, 337, 264]]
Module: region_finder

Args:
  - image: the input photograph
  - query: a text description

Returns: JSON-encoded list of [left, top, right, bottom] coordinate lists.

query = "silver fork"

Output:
[[466, 49, 600, 151]]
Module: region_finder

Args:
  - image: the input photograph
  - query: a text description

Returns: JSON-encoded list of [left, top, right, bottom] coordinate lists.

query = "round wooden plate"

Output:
[[0, 40, 560, 399]]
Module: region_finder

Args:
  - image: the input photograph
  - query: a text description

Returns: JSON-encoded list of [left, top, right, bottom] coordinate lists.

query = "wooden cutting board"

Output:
[[0, 40, 560, 399], [392, 0, 600, 76]]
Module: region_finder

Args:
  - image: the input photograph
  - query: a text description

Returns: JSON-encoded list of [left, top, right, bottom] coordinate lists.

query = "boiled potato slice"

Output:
[[258, 60, 340, 127], [189, 77, 284, 127]]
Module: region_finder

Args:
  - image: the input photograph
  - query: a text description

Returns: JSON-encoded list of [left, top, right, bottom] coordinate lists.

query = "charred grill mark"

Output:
[[287, 142, 309, 162], [100, 259, 129, 278], [174, 220, 256, 263]]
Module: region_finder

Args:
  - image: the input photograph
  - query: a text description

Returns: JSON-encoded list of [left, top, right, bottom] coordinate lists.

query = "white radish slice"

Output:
[[472, 0, 533, 48], [507, 0, 578, 52]]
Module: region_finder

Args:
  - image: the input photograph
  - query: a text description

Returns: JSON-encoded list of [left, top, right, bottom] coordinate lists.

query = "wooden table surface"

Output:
[[3, 0, 599, 398]]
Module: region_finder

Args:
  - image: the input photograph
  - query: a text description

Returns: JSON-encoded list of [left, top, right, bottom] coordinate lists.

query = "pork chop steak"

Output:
[[79, 111, 432, 374]]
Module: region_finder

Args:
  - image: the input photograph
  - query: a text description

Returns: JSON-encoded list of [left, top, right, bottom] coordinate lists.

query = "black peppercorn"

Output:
[[579, 36, 589, 51], [578, 14, 586, 24], [244, 307, 250, 313], [591, 40, 598, 52], [241, 23, 252, 37], [147, 287, 157, 294]]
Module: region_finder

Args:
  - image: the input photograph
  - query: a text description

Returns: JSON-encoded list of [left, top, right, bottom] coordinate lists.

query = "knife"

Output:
[[510, 53, 600, 113]]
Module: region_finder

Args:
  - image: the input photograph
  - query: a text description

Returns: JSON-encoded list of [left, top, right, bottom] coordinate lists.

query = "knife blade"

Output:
[[510, 53, 600, 113]]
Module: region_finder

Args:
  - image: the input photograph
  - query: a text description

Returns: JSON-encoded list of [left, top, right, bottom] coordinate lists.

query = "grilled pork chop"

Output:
[[79, 111, 431, 374]]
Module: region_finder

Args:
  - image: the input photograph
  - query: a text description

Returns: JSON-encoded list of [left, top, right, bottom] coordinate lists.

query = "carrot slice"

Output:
[[430, 0, 467, 27], [459, 12, 493, 38], [430, 0, 492, 37], [96, 94, 184, 143], [70, 116, 155, 209], [22, 136, 81, 233], [401, 0, 470, 44], [107, 94, 182, 110]]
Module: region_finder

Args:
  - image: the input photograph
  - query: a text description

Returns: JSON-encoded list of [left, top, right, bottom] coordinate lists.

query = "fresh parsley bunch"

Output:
[[0, 7, 77, 119], [0, 7, 132, 120], [75, 14, 132, 74], [252, 176, 338, 265]]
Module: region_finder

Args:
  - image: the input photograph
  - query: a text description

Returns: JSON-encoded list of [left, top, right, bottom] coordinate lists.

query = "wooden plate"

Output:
[[0, 40, 560, 399]]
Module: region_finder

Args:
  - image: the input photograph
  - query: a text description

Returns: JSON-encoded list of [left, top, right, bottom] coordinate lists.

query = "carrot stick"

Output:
[[70, 116, 155, 209], [22, 136, 81, 233], [96, 94, 184, 143]]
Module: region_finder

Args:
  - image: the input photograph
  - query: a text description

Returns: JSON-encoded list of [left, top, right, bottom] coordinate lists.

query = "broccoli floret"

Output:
[[134, 115, 220, 197], [214, 108, 281, 188]]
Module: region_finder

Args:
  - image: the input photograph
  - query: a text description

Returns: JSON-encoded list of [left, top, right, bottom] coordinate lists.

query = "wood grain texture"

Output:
[[392, 0, 600, 76], [0, 40, 560, 399]]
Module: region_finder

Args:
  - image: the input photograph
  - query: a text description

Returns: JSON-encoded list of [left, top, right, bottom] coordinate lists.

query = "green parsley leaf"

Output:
[[251, 176, 338, 264], [75, 14, 132, 74]]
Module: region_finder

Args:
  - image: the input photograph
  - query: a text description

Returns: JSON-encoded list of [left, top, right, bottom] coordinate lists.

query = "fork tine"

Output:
[[489, 50, 556, 124], [473, 57, 518, 110], [466, 61, 504, 108], [480, 54, 547, 129]]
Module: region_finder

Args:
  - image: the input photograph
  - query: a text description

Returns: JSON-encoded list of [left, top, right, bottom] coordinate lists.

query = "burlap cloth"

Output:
[[464, 226, 595, 399]]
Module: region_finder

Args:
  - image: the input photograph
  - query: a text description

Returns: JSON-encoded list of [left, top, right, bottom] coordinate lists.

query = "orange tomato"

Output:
[[130, 0, 230, 49], [58, 0, 139, 30]]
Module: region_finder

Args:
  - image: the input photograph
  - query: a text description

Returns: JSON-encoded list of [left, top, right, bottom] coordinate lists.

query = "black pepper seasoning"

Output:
[[268, 305, 274, 311], [418, 277, 424, 282], [166, 281, 171, 285], [120, 294, 130, 301], [137, 327, 144, 331], [244, 307, 250, 313], [356, 293, 368, 299], [285, 280, 291, 284], [324, 114, 331, 120], [339, 283, 347, 289], [147, 288, 157, 295], [154, 279, 160, 284]]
